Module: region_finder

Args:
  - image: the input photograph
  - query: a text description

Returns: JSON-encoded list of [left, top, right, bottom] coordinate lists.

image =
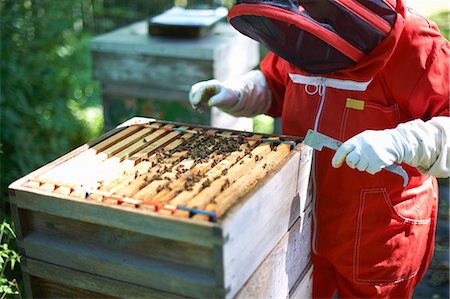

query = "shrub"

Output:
[[0, 220, 21, 298], [0, 1, 103, 218]]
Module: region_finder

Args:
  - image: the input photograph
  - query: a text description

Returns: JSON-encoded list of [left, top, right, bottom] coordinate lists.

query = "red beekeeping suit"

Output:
[[229, 0, 450, 297]]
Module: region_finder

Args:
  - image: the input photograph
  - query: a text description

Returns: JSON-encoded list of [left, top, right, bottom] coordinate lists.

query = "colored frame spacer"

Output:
[[176, 205, 218, 222]]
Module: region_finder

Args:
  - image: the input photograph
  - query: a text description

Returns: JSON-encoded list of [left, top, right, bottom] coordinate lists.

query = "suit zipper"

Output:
[[289, 74, 372, 255], [311, 78, 327, 255]]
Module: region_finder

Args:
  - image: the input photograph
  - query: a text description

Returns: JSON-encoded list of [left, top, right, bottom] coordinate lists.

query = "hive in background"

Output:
[[9, 117, 313, 298]]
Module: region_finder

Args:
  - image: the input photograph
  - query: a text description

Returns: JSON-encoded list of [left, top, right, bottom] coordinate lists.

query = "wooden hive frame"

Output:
[[9, 117, 313, 298]]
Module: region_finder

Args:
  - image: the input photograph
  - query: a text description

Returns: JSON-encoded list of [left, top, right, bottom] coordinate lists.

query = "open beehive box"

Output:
[[9, 117, 313, 298]]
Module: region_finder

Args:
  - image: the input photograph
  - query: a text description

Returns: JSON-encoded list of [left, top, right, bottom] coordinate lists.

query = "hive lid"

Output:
[[149, 7, 228, 38]]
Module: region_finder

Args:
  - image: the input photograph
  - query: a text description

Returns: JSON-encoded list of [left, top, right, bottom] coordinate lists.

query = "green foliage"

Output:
[[0, 220, 21, 297], [0, 0, 234, 213], [90, 0, 173, 33], [429, 10, 449, 40], [253, 115, 274, 135], [0, 1, 103, 210]]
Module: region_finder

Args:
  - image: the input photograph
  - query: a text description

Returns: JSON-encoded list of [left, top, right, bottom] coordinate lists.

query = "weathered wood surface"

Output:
[[91, 22, 259, 94], [222, 144, 312, 298], [20, 209, 215, 270], [19, 233, 219, 298], [290, 265, 313, 299], [29, 275, 115, 299], [9, 189, 221, 247], [10, 148, 309, 297], [235, 205, 312, 298], [23, 259, 182, 298], [18, 207, 311, 299], [91, 22, 258, 130], [21, 260, 312, 299], [9, 118, 313, 298]]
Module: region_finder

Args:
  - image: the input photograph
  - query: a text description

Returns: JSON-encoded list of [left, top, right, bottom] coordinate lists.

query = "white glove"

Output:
[[332, 117, 450, 178], [189, 79, 240, 112], [189, 70, 272, 117]]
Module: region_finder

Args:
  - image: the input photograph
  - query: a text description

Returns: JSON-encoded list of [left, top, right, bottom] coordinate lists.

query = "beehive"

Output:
[[9, 117, 313, 298]]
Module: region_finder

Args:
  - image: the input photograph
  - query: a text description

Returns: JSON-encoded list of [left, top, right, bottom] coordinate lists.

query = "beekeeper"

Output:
[[189, 0, 449, 297]]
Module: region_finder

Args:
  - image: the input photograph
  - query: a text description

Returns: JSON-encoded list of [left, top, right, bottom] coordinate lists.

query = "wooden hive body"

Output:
[[90, 23, 260, 98], [9, 117, 312, 298]]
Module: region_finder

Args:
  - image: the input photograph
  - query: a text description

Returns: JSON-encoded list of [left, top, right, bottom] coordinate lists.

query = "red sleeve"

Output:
[[384, 11, 449, 120], [260, 52, 287, 118], [406, 41, 450, 118]]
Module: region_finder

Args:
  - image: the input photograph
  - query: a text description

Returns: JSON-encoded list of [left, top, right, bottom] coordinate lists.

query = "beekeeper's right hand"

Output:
[[188, 70, 272, 117]]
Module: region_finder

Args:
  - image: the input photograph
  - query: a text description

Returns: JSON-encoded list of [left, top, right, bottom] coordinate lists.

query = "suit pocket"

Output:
[[353, 187, 433, 284], [339, 100, 400, 140]]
